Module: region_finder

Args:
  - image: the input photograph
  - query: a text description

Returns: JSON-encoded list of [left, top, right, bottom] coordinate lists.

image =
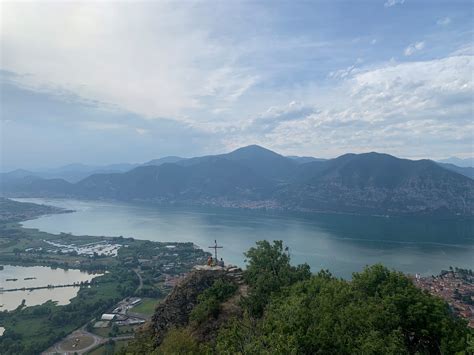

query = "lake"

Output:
[[0, 265, 102, 311], [15, 198, 474, 279]]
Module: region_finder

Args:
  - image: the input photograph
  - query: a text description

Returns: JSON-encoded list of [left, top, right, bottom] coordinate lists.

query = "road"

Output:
[[43, 328, 135, 355], [43, 329, 102, 355], [133, 268, 143, 292], [43, 271, 143, 354]]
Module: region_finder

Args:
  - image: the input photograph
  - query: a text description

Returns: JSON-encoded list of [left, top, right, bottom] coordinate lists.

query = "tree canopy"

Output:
[[216, 242, 471, 354]]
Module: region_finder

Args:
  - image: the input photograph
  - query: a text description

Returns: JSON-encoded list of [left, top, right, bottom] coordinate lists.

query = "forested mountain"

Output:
[[1, 146, 473, 216], [280, 152, 474, 215], [437, 162, 474, 179]]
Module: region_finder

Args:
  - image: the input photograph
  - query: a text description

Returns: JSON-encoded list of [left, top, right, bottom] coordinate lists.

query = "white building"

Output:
[[101, 313, 116, 321]]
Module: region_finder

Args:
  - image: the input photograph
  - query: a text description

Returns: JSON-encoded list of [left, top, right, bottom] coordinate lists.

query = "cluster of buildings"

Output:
[[412, 270, 474, 328], [94, 297, 146, 329], [43, 239, 123, 257]]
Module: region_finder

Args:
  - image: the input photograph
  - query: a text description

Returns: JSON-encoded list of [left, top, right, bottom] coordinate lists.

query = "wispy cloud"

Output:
[[1, 1, 473, 168], [384, 0, 405, 8], [1, 2, 259, 120], [404, 41, 425, 56], [437, 17, 451, 26], [229, 52, 473, 159]]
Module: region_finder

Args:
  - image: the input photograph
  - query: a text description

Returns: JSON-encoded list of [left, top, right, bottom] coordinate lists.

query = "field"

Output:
[[130, 297, 161, 316], [88, 339, 130, 355], [91, 324, 137, 338]]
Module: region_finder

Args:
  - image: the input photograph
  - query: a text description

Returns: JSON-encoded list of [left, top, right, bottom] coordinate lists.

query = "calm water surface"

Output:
[[15, 198, 474, 279], [0, 265, 101, 311]]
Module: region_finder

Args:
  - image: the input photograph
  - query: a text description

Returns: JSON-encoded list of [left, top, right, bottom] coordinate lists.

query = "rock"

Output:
[[150, 268, 237, 347]]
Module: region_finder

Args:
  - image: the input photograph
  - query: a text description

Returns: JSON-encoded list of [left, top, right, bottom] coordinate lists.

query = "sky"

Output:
[[0, 0, 473, 171]]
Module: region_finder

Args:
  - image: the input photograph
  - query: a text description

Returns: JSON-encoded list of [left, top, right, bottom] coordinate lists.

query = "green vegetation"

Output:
[[0, 270, 136, 354], [92, 324, 136, 338], [0, 197, 67, 224], [0, 198, 210, 354], [243, 240, 311, 317], [155, 328, 209, 355], [142, 240, 472, 355], [89, 339, 130, 355], [190, 279, 238, 325], [129, 298, 160, 316]]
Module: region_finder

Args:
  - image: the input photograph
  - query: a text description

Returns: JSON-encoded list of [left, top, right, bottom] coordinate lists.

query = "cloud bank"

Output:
[[1, 1, 473, 169]]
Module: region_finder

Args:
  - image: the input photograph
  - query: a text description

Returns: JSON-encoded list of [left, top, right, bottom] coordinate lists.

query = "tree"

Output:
[[243, 240, 310, 317], [155, 328, 208, 355], [216, 264, 470, 354]]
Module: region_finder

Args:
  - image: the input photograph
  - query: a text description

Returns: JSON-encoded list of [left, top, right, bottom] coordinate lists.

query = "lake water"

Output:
[[15, 198, 474, 279], [0, 265, 101, 311]]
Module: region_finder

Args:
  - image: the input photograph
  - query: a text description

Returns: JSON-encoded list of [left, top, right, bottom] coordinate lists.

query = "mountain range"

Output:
[[1, 145, 473, 216]]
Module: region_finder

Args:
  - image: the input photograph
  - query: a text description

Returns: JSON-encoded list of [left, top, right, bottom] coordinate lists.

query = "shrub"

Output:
[[190, 279, 238, 325]]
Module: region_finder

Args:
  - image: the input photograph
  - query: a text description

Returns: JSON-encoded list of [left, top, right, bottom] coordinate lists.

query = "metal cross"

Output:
[[208, 240, 223, 260]]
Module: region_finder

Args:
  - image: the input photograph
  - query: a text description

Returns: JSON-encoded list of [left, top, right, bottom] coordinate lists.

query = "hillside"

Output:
[[1, 146, 473, 216], [438, 162, 474, 179], [124, 241, 472, 354], [281, 152, 474, 215]]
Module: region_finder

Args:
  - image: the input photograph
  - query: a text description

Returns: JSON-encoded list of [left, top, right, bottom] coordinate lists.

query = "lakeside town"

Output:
[[412, 268, 474, 328]]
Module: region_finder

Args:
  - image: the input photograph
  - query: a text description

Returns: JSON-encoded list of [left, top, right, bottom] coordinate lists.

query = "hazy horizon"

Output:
[[1, 144, 474, 173]]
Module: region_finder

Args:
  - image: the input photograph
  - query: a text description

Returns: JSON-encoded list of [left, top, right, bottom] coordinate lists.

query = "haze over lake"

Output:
[[15, 198, 474, 279]]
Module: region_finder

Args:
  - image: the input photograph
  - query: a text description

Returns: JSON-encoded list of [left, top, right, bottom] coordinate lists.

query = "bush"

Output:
[[216, 264, 471, 354], [155, 328, 208, 355], [190, 279, 238, 325]]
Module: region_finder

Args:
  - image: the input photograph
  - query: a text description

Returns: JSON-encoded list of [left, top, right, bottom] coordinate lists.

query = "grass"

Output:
[[130, 297, 160, 316], [88, 339, 129, 355], [60, 334, 95, 351], [91, 327, 112, 338], [0, 303, 80, 351], [91, 325, 136, 338]]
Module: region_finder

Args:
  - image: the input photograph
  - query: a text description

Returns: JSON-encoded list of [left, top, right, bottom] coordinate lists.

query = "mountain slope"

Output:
[[438, 157, 474, 168], [281, 153, 474, 215], [437, 162, 474, 179], [0, 175, 72, 197], [1, 146, 473, 216], [143, 156, 185, 166], [74, 157, 272, 201], [177, 145, 297, 181]]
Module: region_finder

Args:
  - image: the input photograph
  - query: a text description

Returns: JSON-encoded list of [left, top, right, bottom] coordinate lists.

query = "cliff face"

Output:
[[150, 266, 244, 347]]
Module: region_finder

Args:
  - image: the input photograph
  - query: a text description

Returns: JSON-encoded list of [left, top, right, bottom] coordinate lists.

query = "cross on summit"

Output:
[[208, 240, 223, 260]]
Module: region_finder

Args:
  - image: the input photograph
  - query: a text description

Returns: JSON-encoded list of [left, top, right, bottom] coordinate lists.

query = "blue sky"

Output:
[[1, 0, 473, 170]]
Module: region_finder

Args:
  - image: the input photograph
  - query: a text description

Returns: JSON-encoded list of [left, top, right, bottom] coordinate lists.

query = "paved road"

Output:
[[42, 271, 143, 354], [43, 329, 135, 355], [43, 329, 103, 355]]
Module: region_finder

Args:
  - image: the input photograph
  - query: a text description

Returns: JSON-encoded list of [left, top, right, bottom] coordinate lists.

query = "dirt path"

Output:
[[133, 268, 143, 292]]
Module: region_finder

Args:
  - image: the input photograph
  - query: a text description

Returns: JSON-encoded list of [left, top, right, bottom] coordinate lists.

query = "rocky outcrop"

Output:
[[150, 266, 243, 347]]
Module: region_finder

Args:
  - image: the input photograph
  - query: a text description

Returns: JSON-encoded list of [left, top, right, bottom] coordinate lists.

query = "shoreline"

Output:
[[9, 196, 474, 220]]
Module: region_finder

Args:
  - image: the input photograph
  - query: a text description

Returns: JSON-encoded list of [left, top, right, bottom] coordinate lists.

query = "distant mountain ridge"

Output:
[[438, 157, 474, 168], [1, 145, 473, 216], [436, 162, 474, 180], [0, 163, 140, 183]]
